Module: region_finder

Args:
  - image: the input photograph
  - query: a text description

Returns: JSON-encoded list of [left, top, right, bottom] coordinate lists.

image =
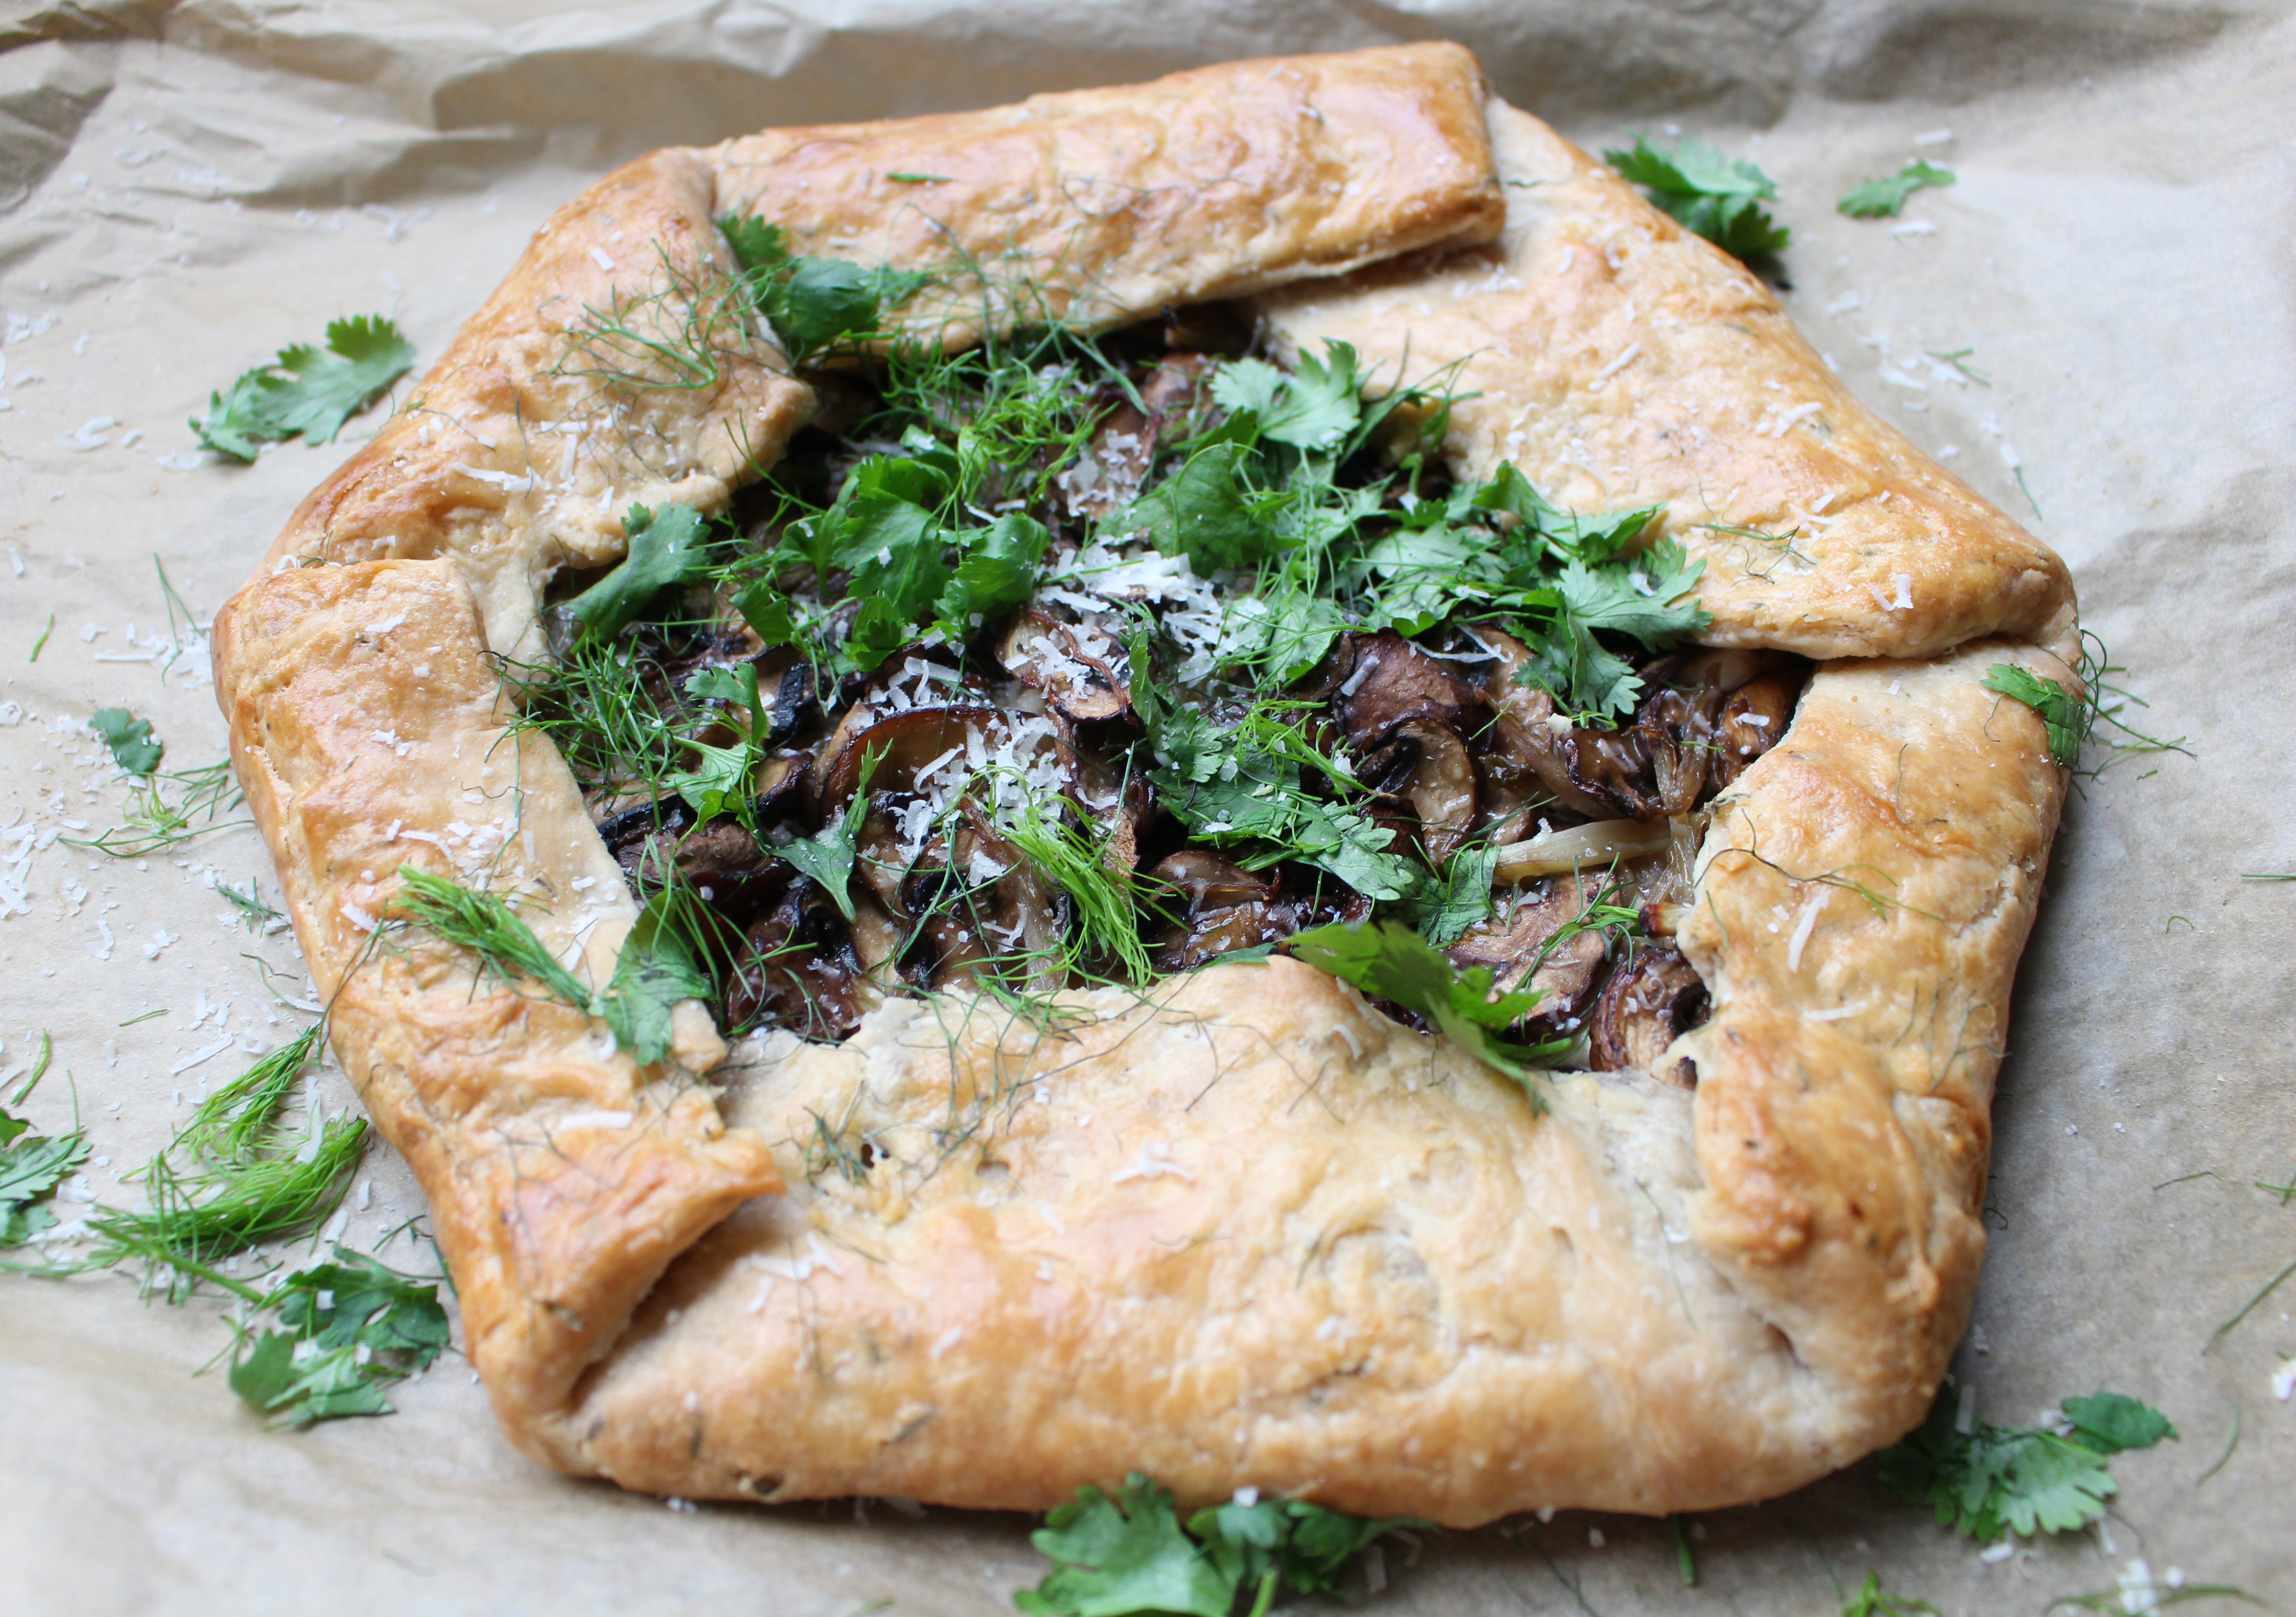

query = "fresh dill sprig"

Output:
[[218, 877, 285, 932], [69, 758, 248, 858], [1003, 801, 1155, 986], [228, 1250, 450, 1428]]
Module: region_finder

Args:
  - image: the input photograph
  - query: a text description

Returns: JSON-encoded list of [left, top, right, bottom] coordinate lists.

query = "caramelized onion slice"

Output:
[[1491, 819, 1673, 883]]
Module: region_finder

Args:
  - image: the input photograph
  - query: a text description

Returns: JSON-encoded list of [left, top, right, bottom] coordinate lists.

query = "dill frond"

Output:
[[1003, 801, 1155, 987], [69, 758, 247, 858], [391, 864, 591, 1006]]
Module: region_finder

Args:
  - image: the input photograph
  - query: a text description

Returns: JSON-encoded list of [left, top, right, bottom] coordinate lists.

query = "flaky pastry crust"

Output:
[[211, 46, 2075, 1522]]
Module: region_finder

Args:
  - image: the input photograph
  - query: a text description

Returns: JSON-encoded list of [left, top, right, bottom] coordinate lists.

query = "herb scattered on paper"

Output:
[[192, 314, 415, 460], [1877, 1385, 2176, 1541], [1838, 160, 1955, 219], [1605, 133, 1790, 261]]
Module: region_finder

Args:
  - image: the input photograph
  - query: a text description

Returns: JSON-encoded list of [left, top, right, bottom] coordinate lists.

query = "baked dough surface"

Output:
[[211, 45, 2076, 1522]]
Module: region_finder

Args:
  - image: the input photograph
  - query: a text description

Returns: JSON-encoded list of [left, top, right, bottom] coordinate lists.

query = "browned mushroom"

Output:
[[1706, 668, 1803, 791], [1327, 631, 1486, 862], [1147, 852, 1370, 973], [1587, 944, 1709, 1085], [1446, 877, 1615, 1034], [726, 870, 873, 1040], [1000, 608, 1131, 721], [1466, 626, 1614, 821]]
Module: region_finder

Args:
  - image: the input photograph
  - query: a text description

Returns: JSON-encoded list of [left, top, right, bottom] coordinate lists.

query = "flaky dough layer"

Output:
[[212, 47, 2075, 1522]]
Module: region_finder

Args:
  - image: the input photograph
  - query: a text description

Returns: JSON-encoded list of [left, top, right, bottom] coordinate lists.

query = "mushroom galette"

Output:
[[212, 44, 2077, 1522]]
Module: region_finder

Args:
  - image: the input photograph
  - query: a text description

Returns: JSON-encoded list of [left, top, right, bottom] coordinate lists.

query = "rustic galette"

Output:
[[211, 43, 2077, 1523]]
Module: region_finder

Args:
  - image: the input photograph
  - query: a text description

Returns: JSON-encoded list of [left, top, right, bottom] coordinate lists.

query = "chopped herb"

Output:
[[392, 865, 707, 1067], [0, 1041, 87, 1250], [2047, 1584, 2261, 1612], [885, 172, 951, 184], [29, 612, 53, 661], [1004, 801, 1155, 986], [89, 706, 164, 776], [192, 314, 415, 461], [117, 1007, 169, 1027], [719, 215, 931, 365], [1926, 347, 1991, 386], [70, 758, 248, 859], [1671, 1517, 1697, 1587], [1117, 440, 1278, 575], [1840, 1571, 1939, 1617], [1605, 133, 1789, 262], [1395, 844, 1500, 947], [217, 877, 284, 932], [558, 502, 715, 646], [1289, 919, 1564, 1094], [1877, 1384, 2176, 1541], [228, 1250, 450, 1428], [1017, 1471, 1426, 1617], [1982, 664, 2086, 767], [1838, 160, 1955, 219]]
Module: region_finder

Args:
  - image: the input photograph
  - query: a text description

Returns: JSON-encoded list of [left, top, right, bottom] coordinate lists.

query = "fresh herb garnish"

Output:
[[89, 706, 163, 776], [1017, 1472, 1426, 1617], [719, 215, 930, 365], [228, 1250, 450, 1428], [558, 502, 716, 647], [1839, 1571, 1939, 1616], [0, 1038, 85, 1251], [1877, 1385, 2176, 1541], [1838, 160, 1955, 219], [391, 866, 709, 1067], [192, 314, 415, 461], [1982, 663, 2086, 767], [1289, 919, 1563, 1093], [1605, 133, 1789, 262]]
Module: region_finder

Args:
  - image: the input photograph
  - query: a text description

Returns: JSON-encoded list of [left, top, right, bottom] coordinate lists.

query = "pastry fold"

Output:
[[213, 46, 2078, 1522]]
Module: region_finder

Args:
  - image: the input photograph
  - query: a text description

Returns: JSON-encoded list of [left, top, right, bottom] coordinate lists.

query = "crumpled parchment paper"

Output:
[[1, 2, 2291, 1611]]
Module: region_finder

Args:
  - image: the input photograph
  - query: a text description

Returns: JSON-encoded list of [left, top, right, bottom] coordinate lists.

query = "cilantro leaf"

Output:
[[840, 595, 912, 674], [1555, 541, 1709, 645], [1472, 464, 1663, 566], [1116, 442, 1285, 575], [1289, 919, 1554, 1093], [1210, 342, 1364, 453], [1395, 844, 1500, 947], [89, 707, 163, 776], [734, 580, 798, 647], [1838, 160, 1955, 220], [938, 511, 1051, 625], [560, 503, 714, 645], [1840, 1571, 1940, 1617], [1877, 1385, 2176, 1543], [1017, 1474, 1233, 1617], [719, 215, 930, 364], [1982, 663, 2087, 767], [192, 314, 415, 461], [1605, 134, 1790, 261], [595, 888, 713, 1067], [780, 747, 882, 923], [0, 1099, 88, 1248], [229, 1251, 448, 1428], [1187, 1498, 1428, 1603]]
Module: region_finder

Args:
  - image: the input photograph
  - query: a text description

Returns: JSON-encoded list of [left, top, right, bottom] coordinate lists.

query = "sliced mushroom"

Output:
[[1467, 626, 1613, 821], [1329, 631, 1485, 863], [1147, 852, 1369, 973], [1446, 877, 1613, 1032], [1706, 668, 1804, 792], [726, 870, 873, 1040], [1000, 608, 1131, 721], [1587, 944, 1709, 1085]]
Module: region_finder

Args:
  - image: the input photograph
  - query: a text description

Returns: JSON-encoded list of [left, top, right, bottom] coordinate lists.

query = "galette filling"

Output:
[[523, 304, 1808, 1084]]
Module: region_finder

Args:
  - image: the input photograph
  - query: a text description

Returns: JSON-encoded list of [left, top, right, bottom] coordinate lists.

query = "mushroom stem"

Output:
[[1491, 819, 1672, 883]]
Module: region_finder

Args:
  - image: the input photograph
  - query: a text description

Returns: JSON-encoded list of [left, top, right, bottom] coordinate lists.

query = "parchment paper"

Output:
[[2, 3, 2291, 1612]]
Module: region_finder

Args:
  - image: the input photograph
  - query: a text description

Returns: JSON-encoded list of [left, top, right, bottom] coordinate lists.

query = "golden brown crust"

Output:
[[211, 559, 781, 1425], [212, 49, 2079, 1525], [712, 43, 1506, 344], [1253, 102, 2078, 666]]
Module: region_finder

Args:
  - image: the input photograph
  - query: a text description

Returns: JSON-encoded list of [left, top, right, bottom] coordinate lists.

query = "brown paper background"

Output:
[[1, 2, 2290, 1611]]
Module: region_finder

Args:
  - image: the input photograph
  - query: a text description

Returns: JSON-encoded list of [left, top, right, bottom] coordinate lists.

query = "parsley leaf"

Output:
[[1605, 134, 1790, 261], [1394, 844, 1500, 947], [1982, 663, 2087, 767], [1210, 341, 1364, 453], [595, 888, 713, 1067], [560, 503, 715, 645], [1877, 1385, 2176, 1542], [1472, 464, 1663, 565], [1017, 1473, 1425, 1617], [0, 1076, 88, 1249], [719, 215, 930, 364], [1116, 441, 1284, 575], [228, 1251, 449, 1428], [1289, 919, 1555, 1093], [1017, 1474, 1233, 1617], [1512, 541, 1710, 718], [1839, 1571, 1940, 1617], [937, 511, 1051, 625], [779, 747, 882, 922], [89, 707, 163, 776], [1838, 160, 1955, 219], [192, 314, 415, 461]]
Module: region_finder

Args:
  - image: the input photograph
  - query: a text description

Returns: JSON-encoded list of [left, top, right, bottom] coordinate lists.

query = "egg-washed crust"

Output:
[[210, 48, 2077, 1523], [1254, 102, 2079, 667]]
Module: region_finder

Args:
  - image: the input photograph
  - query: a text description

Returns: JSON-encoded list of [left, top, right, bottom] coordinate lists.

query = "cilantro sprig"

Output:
[[1605, 133, 1790, 262], [718, 215, 930, 365], [0, 1037, 85, 1251], [192, 314, 415, 461], [1839, 160, 1955, 219], [89, 706, 163, 776], [229, 1251, 450, 1428], [1017, 1472, 1427, 1617], [1877, 1385, 2176, 1541], [1982, 663, 2087, 767]]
